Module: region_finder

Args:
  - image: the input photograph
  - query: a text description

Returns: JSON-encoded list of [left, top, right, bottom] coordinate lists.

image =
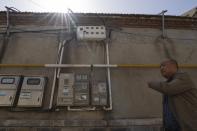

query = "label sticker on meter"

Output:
[[20, 92, 32, 99]]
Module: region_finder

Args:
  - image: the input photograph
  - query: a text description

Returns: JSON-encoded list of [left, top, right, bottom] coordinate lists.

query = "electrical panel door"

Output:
[[74, 82, 89, 106], [17, 76, 46, 107], [92, 82, 108, 106], [57, 73, 74, 106], [0, 75, 21, 106]]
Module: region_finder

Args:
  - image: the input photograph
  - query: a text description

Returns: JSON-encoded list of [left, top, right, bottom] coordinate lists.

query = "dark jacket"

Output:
[[149, 72, 197, 131]]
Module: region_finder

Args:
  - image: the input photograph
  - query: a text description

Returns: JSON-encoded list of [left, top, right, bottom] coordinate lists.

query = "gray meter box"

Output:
[[17, 76, 46, 107], [74, 82, 89, 106], [75, 74, 89, 82], [92, 82, 108, 106], [0, 75, 21, 106], [57, 73, 74, 106]]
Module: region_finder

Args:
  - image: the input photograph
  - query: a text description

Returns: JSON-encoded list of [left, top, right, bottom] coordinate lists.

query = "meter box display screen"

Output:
[[0, 75, 21, 106], [57, 73, 74, 106], [17, 76, 46, 107], [21, 77, 46, 90], [1, 78, 15, 84], [27, 78, 40, 85]]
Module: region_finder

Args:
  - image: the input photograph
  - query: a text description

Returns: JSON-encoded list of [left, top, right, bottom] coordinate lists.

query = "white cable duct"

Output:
[[67, 106, 96, 111], [103, 40, 113, 111], [45, 64, 117, 68], [48, 41, 63, 110], [57, 40, 66, 78]]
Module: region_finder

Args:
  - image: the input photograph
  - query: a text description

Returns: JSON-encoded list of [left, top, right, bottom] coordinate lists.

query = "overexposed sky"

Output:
[[0, 0, 196, 15]]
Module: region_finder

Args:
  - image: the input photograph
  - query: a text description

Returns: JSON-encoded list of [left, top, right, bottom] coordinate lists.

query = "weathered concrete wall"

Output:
[[0, 25, 197, 130]]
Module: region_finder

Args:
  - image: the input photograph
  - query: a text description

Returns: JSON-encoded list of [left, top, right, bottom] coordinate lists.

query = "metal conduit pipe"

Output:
[[1, 64, 197, 68], [103, 40, 112, 110], [5, 7, 10, 36], [0, 7, 10, 63], [67, 106, 96, 111], [48, 41, 63, 110], [57, 40, 65, 78], [45, 64, 117, 68], [158, 10, 167, 38]]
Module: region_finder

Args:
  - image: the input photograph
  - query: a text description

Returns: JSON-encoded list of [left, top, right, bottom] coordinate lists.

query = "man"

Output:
[[148, 59, 197, 131]]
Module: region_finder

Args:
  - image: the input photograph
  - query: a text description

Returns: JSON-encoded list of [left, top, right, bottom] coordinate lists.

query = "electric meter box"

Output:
[[77, 26, 106, 41], [74, 82, 89, 106], [75, 74, 89, 82], [57, 73, 74, 106], [92, 82, 108, 106], [0, 75, 21, 106], [17, 76, 46, 107]]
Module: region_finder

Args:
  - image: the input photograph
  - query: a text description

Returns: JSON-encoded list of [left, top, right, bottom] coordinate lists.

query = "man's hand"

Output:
[[148, 81, 161, 89]]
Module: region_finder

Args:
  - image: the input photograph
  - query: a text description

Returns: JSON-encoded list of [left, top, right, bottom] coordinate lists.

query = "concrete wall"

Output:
[[0, 25, 197, 130]]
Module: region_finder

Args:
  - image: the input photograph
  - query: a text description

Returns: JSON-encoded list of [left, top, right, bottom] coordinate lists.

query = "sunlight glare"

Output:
[[40, 0, 89, 12]]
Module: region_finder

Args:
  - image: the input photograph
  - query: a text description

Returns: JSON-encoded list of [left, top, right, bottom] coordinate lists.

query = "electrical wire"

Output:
[[112, 30, 197, 41], [0, 28, 73, 35], [93, 13, 197, 41], [0, 27, 196, 41]]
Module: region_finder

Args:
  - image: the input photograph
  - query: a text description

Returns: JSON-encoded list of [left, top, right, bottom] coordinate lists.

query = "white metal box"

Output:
[[77, 26, 106, 40], [17, 76, 46, 107], [91, 82, 108, 106], [57, 73, 74, 106], [0, 75, 21, 106]]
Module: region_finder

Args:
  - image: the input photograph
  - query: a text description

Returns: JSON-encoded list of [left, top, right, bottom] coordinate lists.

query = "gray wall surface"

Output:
[[0, 25, 197, 130]]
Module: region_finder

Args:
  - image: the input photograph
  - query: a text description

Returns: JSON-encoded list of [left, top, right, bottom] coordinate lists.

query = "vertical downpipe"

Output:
[[161, 10, 167, 38], [48, 40, 63, 110], [103, 39, 113, 110], [0, 7, 10, 63]]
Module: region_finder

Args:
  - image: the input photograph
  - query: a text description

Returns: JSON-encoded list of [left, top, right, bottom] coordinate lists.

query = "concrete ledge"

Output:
[[0, 118, 162, 127], [108, 118, 162, 126], [0, 127, 163, 131], [64, 120, 107, 127]]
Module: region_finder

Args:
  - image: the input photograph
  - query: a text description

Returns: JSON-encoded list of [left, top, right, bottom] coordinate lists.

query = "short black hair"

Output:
[[167, 59, 179, 69]]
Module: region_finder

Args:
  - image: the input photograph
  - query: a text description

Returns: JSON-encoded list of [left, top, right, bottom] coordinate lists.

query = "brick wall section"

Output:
[[0, 12, 196, 29]]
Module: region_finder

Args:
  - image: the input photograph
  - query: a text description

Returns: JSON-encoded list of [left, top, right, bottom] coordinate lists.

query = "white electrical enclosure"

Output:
[[17, 76, 46, 107], [0, 75, 21, 106], [77, 26, 106, 40]]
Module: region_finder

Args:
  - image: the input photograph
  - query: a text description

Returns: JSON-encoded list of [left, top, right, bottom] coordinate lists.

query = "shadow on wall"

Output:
[[153, 36, 176, 59]]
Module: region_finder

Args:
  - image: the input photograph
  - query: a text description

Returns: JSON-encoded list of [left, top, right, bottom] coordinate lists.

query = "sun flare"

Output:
[[38, 0, 91, 13]]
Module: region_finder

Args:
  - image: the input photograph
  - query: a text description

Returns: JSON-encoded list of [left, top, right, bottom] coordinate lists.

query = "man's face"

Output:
[[160, 61, 177, 79]]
